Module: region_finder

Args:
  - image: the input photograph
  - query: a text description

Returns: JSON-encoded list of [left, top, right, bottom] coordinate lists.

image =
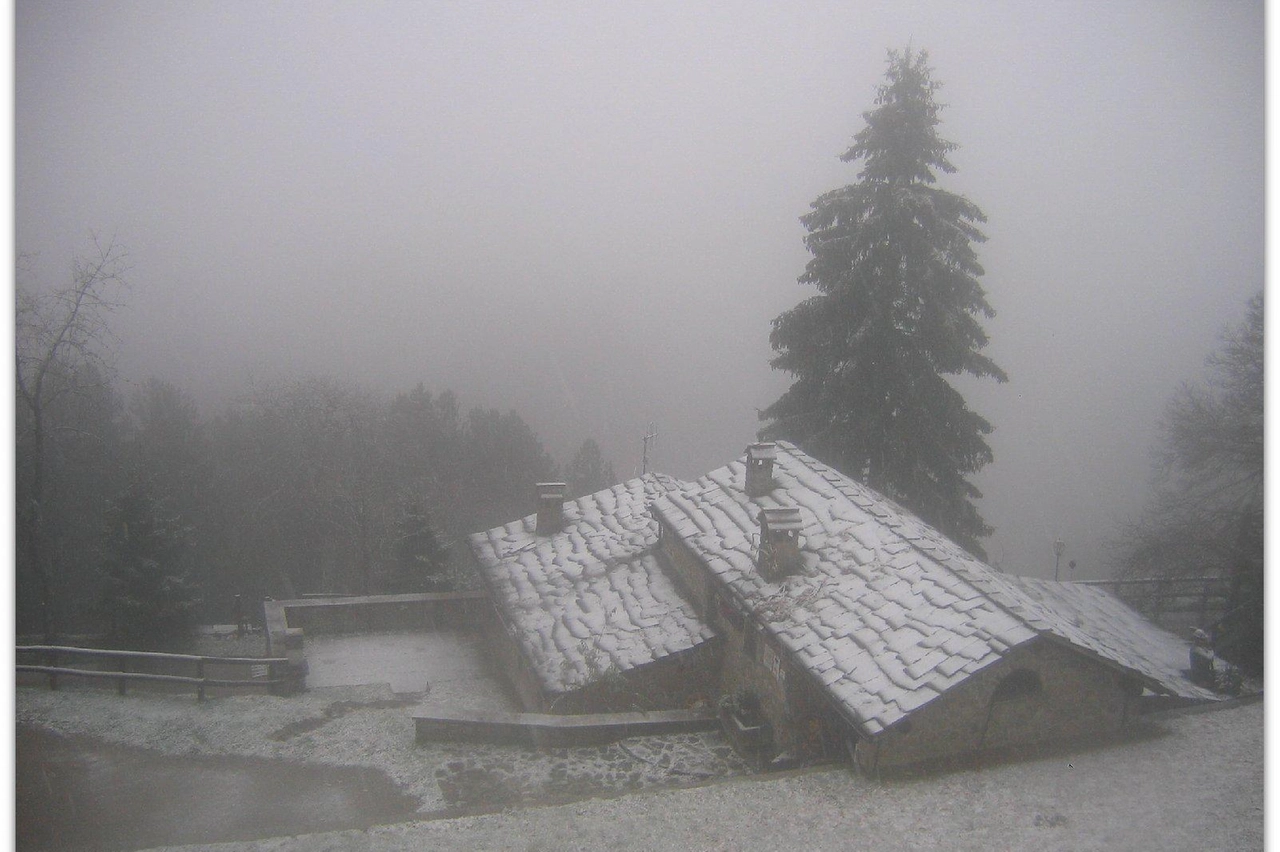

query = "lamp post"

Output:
[[1053, 538, 1065, 581]]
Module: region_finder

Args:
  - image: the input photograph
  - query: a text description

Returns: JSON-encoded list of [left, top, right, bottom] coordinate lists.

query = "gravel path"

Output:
[[142, 699, 1262, 852]]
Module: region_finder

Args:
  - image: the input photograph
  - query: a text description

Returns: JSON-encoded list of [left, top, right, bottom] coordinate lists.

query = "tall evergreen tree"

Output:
[[761, 49, 1006, 558], [390, 500, 450, 593], [565, 438, 617, 498]]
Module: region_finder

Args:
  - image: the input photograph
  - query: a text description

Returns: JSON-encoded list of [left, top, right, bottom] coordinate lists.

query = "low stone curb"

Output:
[[414, 707, 719, 747]]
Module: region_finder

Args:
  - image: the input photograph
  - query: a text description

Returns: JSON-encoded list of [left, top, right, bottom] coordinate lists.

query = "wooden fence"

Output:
[[16, 645, 296, 701], [1076, 576, 1232, 632]]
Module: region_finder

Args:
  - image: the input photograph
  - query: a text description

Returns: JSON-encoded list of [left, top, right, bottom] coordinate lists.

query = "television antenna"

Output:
[[641, 425, 658, 475]]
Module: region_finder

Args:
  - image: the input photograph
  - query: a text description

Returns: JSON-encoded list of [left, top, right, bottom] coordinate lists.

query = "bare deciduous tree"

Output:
[[16, 236, 129, 638]]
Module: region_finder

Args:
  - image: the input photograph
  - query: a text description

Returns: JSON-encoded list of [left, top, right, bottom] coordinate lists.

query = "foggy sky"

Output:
[[15, 1, 1264, 580]]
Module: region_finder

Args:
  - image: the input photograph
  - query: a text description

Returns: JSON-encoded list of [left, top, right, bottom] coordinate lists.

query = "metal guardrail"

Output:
[[16, 645, 294, 702]]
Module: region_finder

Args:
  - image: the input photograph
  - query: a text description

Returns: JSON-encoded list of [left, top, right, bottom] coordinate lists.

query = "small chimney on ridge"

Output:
[[758, 506, 803, 580], [745, 442, 777, 498], [535, 482, 567, 535]]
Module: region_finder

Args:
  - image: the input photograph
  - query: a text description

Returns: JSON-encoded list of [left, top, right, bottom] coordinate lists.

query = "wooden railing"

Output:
[[16, 645, 295, 702], [1076, 576, 1232, 630]]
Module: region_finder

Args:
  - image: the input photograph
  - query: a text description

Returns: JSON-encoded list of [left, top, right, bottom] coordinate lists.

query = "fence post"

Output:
[[1197, 580, 1212, 627], [196, 658, 206, 702], [117, 654, 128, 696], [1151, 577, 1167, 623]]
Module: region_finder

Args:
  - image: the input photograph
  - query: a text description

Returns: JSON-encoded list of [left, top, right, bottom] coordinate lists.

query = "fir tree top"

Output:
[[848, 49, 957, 185]]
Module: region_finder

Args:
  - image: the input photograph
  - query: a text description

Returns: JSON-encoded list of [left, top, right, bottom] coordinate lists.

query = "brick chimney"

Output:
[[758, 506, 803, 580], [745, 442, 777, 498], [535, 482, 567, 535]]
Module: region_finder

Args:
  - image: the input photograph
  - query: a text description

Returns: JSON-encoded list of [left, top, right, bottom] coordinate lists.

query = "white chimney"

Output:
[[535, 482, 567, 535], [745, 442, 778, 498]]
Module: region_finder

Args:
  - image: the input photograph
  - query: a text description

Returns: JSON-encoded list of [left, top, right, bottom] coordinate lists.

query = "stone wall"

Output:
[[660, 526, 849, 759], [713, 604, 850, 760], [554, 640, 724, 715], [270, 592, 486, 637], [414, 707, 718, 747], [476, 596, 552, 712], [855, 637, 1140, 772], [658, 531, 716, 618]]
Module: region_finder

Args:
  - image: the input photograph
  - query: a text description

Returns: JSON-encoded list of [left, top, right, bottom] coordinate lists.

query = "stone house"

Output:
[[469, 442, 1215, 771]]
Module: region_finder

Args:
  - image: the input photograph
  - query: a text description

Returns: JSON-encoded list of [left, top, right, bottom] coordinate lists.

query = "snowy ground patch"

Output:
[[301, 630, 511, 707], [17, 681, 752, 816], [133, 699, 1263, 852]]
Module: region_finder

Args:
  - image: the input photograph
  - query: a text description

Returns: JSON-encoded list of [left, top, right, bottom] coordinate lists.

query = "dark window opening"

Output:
[[743, 622, 758, 660]]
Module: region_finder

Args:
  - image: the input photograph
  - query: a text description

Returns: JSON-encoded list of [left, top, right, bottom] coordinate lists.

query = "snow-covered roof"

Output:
[[997, 575, 1216, 700], [469, 473, 715, 696], [650, 442, 1214, 736]]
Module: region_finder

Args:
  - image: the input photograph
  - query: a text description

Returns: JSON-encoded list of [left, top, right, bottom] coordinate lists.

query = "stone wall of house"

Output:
[[658, 531, 717, 620], [660, 527, 847, 760], [476, 597, 549, 712], [717, 616, 792, 751], [554, 641, 724, 714], [715, 608, 855, 760], [624, 640, 723, 710], [781, 656, 855, 760], [855, 637, 1141, 772]]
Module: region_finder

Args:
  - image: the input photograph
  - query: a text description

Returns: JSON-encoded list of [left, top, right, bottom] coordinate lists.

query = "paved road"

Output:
[[16, 724, 420, 851]]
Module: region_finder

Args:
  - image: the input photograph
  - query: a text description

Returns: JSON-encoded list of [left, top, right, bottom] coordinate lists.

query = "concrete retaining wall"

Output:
[[266, 592, 487, 638], [413, 707, 719, 748], [262, 592, 489, 693]]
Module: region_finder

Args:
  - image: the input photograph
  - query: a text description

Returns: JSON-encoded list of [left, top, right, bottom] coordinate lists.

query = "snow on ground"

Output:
[[17, 627, 1263, 851], [135, 699, 1263, 852], [302, 630, 513, 707], [17, 680, 750, 816]]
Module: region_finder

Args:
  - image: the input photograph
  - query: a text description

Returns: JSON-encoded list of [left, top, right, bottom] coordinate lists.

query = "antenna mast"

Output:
[[641, 425, 658, 475]]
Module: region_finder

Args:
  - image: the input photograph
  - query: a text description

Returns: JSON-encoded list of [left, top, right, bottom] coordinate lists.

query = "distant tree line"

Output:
[[15, 242, 618, 643]]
